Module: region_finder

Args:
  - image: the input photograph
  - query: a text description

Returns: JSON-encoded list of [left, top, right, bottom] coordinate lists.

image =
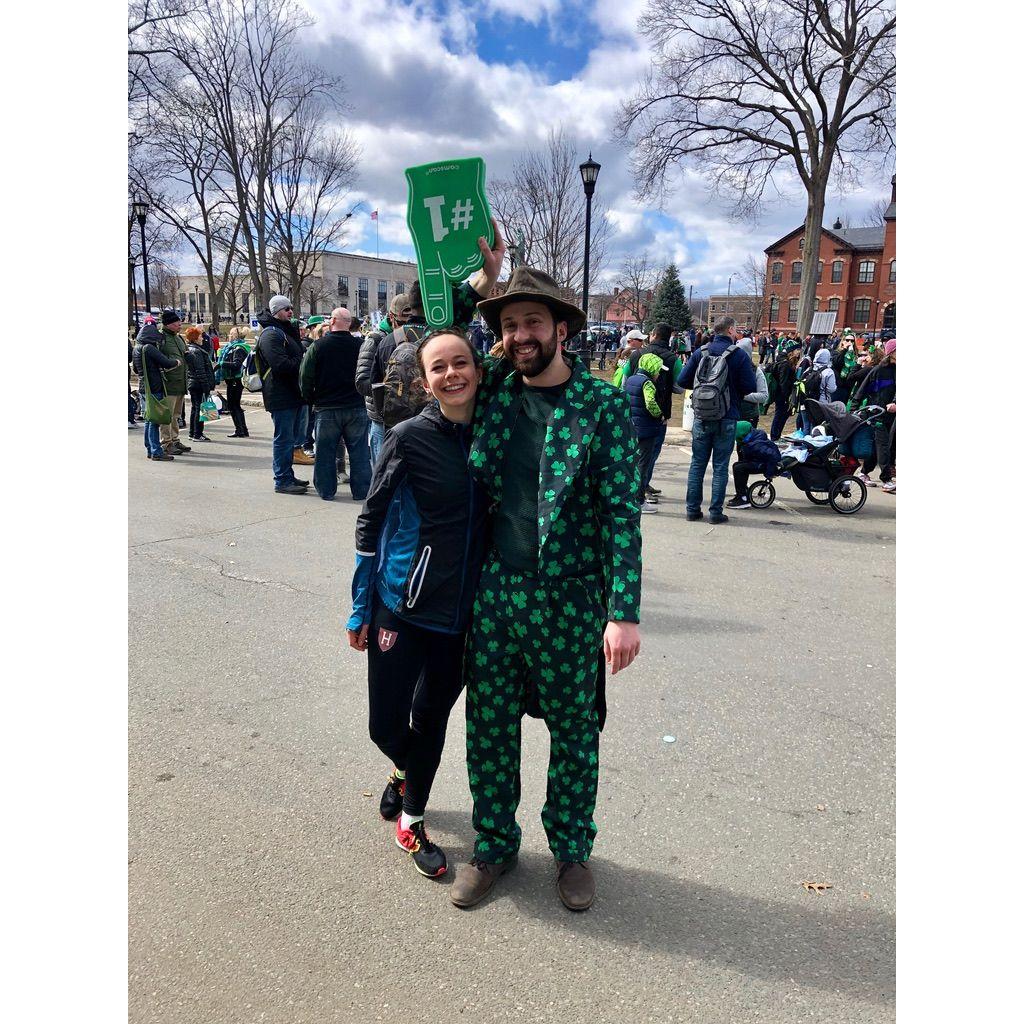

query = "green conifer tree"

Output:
[[644, 264, 693, 333]]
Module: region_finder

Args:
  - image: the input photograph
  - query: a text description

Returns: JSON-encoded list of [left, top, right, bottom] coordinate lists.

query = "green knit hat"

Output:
[[735, 420, 753, 440]]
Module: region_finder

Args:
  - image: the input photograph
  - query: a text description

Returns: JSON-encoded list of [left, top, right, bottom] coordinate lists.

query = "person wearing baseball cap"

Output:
[[157, 310, 190, 455], [256, 295, 310, 494]]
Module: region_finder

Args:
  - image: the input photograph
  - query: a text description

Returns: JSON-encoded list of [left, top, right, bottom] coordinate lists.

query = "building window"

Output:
[[813, 298, 820, 312], [396, 281, 406, 297], [769, 297, 780, 323], [771, 262, 783, 284], [889, 260, 896, 284], [788, 298, 799, 323], [378, 280, 388, 309], [828, 298, 840, 312], [832, 260, 843, 283], [199, 293, 207, 318], [178, 293, 186, 310], [853, 298, 871, 323], [358, 277, 369, 314], [816, 261, 823, 283], [337, 275, 349, 300], [791, 261, 802, 284], [858, 260, 876, 284], [710, 303, 717, 312], [798, 237, 804, 250]]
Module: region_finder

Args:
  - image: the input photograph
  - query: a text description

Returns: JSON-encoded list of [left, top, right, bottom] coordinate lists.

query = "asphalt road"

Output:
[[128, 408, 896, 1024]]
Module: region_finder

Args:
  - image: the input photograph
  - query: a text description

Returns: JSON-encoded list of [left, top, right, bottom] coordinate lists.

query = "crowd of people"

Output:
[[129, 222, 894, 910]]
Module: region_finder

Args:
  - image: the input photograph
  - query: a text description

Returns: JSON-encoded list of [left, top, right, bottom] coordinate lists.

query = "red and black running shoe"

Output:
[[395, 819, 448, 878], [379, 771, 405, 821]]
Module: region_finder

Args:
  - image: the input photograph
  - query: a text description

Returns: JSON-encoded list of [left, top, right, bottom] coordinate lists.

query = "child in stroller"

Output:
[[727, 421, 783, 510], [743, 400, 887, 515]]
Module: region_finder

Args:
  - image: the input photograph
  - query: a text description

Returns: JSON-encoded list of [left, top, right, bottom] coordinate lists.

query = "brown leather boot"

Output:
[[555, 860, 595, 911], [450, 857, 516, 909]]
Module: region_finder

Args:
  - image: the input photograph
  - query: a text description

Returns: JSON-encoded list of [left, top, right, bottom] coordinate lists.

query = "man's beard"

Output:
[[510, 327, 560, 378]]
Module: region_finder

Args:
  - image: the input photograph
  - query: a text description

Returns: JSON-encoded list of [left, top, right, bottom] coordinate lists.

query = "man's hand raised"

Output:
[[474, 218, 506, 298]]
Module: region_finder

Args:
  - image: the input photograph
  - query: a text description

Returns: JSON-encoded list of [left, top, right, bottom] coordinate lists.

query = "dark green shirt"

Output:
[[492, 382, 567, 573]]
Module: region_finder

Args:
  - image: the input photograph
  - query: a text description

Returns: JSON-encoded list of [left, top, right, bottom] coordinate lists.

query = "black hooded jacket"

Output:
[[255, 310, 305, 412], [132, 323, 178, 395]]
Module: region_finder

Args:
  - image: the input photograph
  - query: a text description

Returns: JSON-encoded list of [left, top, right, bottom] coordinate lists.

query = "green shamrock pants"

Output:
[[466, 558, 604, 864]]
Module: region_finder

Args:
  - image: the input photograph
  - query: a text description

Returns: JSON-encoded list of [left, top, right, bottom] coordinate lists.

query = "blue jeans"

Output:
[[687, 417, 736, 516], [646, 423, 667, 490], [144, 419, 163, 456], [368, 419, 385, 468], [271, 406, 304, 487], [313, 406, 371, 500]]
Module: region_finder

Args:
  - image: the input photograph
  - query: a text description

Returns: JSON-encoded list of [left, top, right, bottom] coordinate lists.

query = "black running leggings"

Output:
[[188, 386, 206, 437], [366, 604, 466, 817]]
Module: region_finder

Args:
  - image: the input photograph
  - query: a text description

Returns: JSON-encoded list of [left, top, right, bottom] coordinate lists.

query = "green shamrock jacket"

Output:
[[469, 352, 643, 623]]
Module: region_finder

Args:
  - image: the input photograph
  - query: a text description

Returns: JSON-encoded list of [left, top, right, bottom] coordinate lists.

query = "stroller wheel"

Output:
[[748, 480, 776, 509], [805, 489, 830, 506], [829, 474, 867, 515]]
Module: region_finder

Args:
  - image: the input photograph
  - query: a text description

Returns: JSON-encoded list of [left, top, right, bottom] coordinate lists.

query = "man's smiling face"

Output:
[[499, 301, 567, 379]]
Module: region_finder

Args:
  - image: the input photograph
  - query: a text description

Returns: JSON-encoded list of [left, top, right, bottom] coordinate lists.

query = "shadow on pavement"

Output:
[[425, 810, 894, 1006]]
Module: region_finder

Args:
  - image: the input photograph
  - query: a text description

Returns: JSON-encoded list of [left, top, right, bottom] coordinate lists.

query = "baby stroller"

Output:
[[746, 400, 887, 515]]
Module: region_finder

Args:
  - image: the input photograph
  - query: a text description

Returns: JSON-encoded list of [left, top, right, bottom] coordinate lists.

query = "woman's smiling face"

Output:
[[420, 332, 481, 412]]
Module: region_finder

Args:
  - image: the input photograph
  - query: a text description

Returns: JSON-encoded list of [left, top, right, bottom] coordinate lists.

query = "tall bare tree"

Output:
[[265, 100, 359, 309], [490, 128, 610, 302], [618, 0, 895, 336], [130, 83, 242, 331], [138, 0, 342, 308], [614, 254, 660, 324], [740, 254, 768, 330]]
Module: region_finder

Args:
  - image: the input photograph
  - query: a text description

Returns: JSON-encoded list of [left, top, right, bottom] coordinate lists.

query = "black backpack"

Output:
[[690, 344, 737, 421], [800, 366, 823, 404]]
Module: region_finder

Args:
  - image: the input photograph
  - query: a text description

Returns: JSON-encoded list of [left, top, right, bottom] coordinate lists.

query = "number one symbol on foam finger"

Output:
[[423, 196, 449, 243]]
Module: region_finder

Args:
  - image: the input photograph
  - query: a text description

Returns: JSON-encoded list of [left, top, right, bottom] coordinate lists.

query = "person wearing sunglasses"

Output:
[[256, 295, 310, 494]]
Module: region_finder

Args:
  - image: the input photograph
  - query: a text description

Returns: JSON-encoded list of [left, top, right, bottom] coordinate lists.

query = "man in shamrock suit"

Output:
[[450, 266, 643, 913]]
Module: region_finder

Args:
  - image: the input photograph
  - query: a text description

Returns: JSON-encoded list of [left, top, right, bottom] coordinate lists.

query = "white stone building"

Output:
[[174, 251, 418, 323]]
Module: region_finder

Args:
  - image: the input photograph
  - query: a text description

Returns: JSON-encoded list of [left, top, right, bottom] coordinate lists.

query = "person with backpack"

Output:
[[370, 276, 484, 433], [675, 315, 757, 524], [799, 348, 837, 429], [184, 326, 216, 442], [256, 295, 309, 495], [298, 306, 371, 502], [726, 421, 783, 510], [216, 329, 251, 438], [347, 326, 490, 881], [624, 352, 669, 514], [356, 293, 412, 467], [133, 320, 182, 461]]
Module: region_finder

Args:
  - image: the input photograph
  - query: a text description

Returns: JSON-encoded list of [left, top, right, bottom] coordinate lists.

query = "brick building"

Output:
[[706, 294, 763, 331], [764, 177, 895, 334]]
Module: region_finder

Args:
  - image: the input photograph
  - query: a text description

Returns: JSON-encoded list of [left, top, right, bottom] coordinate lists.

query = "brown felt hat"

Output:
[[477, 266, 587, 338]]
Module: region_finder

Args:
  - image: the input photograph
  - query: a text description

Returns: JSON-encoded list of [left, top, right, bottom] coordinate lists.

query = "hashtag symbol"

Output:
[[450, 199, 474, 231]]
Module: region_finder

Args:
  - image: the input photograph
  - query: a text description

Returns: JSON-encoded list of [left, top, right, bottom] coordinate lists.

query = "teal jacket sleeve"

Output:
[[590, 389, 643, 622]]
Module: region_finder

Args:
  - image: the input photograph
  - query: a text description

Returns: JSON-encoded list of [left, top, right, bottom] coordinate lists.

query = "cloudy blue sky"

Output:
[[295, 0, 892, 296]]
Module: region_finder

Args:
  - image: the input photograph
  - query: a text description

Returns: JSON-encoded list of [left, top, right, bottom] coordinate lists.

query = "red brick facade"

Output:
[[765, 177, 895, 333]]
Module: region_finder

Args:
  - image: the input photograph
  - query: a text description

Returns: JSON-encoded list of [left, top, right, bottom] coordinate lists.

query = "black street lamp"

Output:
[[132, 199, 152, 313], [130, 259, 139, 331], [579, 153, 601, 331]]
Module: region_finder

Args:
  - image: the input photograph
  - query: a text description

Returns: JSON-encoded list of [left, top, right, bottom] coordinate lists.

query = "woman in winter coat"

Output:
[[184, 325, 217, 441], [736, 337, 769, 431], [132, 322, 182, 460], [853, 339, 896, 491], [347, 328, 489, 882], [769, 347, 801, 440]]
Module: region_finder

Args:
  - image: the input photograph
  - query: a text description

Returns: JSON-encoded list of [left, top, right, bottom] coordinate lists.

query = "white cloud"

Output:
[[296, 0, 893, 297]]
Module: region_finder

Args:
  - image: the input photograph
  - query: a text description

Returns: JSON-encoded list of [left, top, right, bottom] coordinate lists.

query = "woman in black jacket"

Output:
[[133, 322, 182, 460], [346, 327, 488, 881], [769, 347, 801, 440], [184, 326, 217, 441]]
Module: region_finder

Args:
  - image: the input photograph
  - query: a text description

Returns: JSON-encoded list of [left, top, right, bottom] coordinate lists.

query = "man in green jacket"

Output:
[[158, 310, 190, 454], [451, 265, 643, 914]]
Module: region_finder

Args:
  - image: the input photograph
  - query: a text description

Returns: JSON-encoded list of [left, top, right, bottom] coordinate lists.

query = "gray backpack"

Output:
[[690, 344, 737, 421], [381, 324, 428, 429]]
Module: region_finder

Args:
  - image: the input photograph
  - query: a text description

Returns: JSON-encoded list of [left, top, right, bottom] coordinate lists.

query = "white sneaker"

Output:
[[640, 501, 659, 514], [881, 481, 896, 493], [859, 473, 878, 487]]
